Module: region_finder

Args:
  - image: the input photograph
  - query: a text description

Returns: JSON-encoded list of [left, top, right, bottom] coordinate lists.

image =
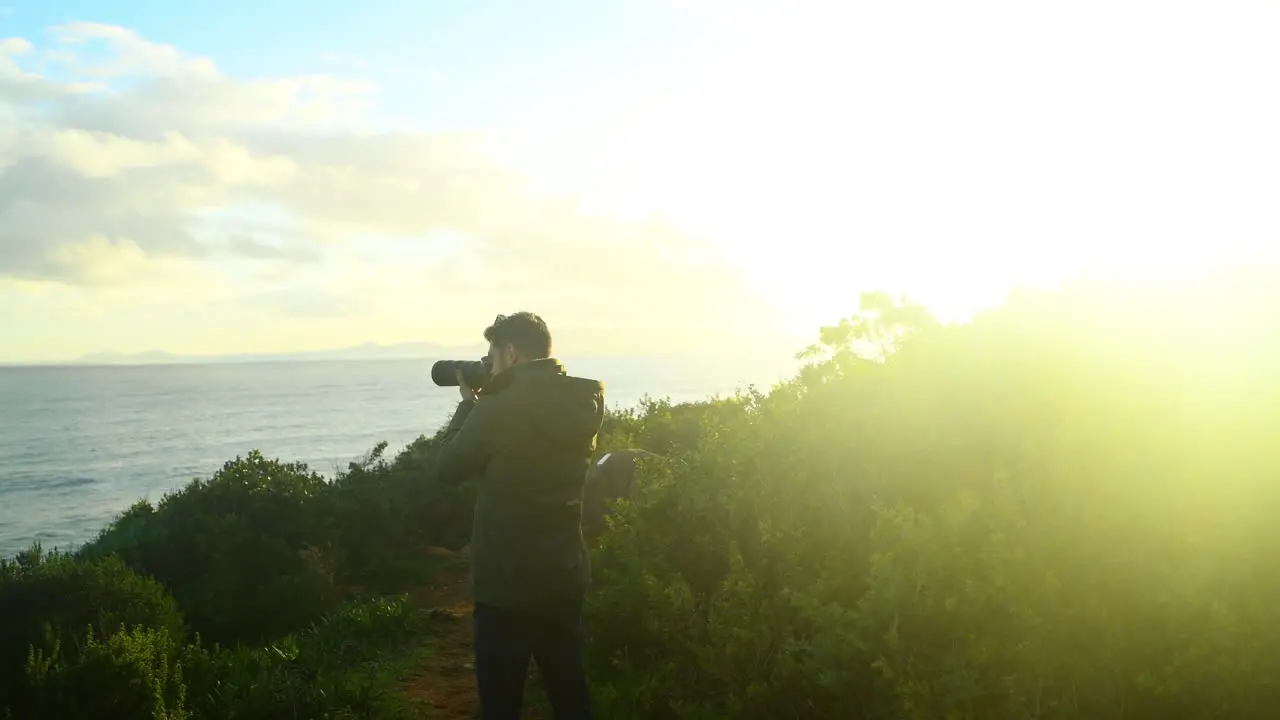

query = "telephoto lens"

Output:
[[431, 357, 492, 388]]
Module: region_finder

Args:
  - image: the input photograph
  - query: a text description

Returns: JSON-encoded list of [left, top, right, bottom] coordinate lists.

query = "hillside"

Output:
[[2, 263, 1278, 718]]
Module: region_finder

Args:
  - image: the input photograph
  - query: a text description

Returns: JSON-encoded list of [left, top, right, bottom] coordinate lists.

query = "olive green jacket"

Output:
[[436, 358, 605, 608]]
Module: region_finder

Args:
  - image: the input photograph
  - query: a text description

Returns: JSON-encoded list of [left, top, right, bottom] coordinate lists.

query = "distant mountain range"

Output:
[[64, 341, 490, 366], [4, 343, 799, 374]]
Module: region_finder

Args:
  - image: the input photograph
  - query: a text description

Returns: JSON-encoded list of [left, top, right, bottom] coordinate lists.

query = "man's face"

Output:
[[487, 342, 517, 376]]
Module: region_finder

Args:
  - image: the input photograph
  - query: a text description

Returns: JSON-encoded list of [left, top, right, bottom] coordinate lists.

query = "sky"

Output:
[[1, 0, 1278, 364]]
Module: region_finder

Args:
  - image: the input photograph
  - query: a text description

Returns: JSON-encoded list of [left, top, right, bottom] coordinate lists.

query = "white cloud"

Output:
[[0, 24, 728, 276], [50, 22, 218, 79], [0, 23, 779, 361], [22, 4, 1276, 363], [0, 37, 32, 56]]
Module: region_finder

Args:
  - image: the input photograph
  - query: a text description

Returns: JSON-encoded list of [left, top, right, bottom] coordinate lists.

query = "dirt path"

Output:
[[400, 561, 481, 719], [399, 550, 550, 719]]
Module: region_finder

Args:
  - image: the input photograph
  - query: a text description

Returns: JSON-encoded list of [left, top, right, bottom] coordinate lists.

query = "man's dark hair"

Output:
[[484, 312, 552, 360]]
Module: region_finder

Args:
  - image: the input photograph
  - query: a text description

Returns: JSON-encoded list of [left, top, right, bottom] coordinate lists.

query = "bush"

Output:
[[80, 452, 340, 645], [595, 395, 751, 461], [17, 625, 201, 720], [192, 595, 425, 720], [0, 384, 479, 718], [12, 262, 1275, 719], [583, 269, 1280, 719], [329, 436, 475, 594], [0, 546, 185, 713], [5, 595, 425, 720]]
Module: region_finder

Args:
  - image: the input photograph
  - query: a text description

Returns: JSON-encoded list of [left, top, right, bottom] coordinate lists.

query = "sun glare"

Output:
[[500, 2, 1278, 335]]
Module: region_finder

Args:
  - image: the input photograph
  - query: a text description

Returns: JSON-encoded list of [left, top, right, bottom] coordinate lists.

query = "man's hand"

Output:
[[456, 369, 479, 402]]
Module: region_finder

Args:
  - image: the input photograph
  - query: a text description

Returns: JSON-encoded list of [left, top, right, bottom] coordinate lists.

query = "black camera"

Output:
[[431, 356, 493, 389]]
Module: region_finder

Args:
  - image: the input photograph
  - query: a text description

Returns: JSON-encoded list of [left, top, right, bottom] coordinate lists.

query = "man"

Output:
[[436, 312, 603, 720]]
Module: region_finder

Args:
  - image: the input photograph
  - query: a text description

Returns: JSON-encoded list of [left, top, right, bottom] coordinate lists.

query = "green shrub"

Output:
[[596, 395, 751, 460], [5, 596, 424, 720], [17, 625, 201, 720], [329, 437, 474, 594], [583, 270, 1280, 719], [81, 452, 340, 645], [0, 546, 185, 712], [10, 263, 1274, 720], [194, 595, 424, 720]]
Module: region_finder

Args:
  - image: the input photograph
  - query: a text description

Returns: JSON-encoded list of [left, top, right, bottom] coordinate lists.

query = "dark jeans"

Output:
[[473, 599, 593, 719]]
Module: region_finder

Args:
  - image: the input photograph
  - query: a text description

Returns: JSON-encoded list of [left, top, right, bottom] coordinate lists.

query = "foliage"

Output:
[[76, 416, 476, 644], [2, 409, 468, 718], [0, 545, 186, 713], [329, 435, 474, 594], [79, 452, 342, 646], [189, 595, 428, 720], [8, 262, 1278, 719], [18, 625, 198, 720], [583, 267, 1280, 719], [3, 594, 427, 720], [596, 395, 752, 461]]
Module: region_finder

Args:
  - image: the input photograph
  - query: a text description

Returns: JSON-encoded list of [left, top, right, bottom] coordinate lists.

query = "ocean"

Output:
[[0, 356, 793, 559]]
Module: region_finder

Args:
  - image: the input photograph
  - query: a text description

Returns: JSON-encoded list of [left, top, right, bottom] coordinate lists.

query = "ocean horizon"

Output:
[[0, 355, 797, 559]]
